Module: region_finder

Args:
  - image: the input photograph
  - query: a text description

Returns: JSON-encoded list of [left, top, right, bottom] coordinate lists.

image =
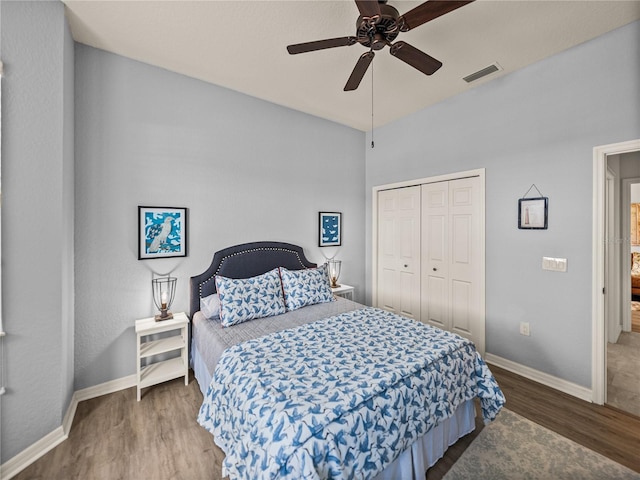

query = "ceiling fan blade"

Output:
[[287, 36, 357, 55], [355, 0, 381, 19], [344, 51, 375, 91], [398, 0, 474, 32], [389, 41, 442, 76]]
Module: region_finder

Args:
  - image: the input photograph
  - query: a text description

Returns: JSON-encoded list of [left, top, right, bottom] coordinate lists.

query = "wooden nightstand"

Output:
[[135, 312, 188, 401], [331, 284, 354, 301]]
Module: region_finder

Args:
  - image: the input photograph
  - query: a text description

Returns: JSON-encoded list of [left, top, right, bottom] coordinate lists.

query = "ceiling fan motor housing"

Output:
[[356, 3, 400, 50]]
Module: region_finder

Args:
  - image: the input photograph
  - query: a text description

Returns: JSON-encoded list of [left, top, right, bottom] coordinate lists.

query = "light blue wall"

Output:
[[0, 0, 75, 462], [2, 0, 637, 467], [365, 21, 640, 388], [73, 45, 366, 390]]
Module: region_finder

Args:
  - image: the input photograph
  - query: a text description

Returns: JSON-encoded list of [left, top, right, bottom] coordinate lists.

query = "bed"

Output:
[[190, 241, 504, 480]]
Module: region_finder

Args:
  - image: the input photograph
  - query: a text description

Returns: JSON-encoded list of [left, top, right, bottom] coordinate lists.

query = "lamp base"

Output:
[[155, 311, 174, 322], [330, 283, 341, 288]]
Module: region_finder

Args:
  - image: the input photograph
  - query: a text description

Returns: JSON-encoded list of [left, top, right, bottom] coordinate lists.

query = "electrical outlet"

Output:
[[519, 322, 530, 336]]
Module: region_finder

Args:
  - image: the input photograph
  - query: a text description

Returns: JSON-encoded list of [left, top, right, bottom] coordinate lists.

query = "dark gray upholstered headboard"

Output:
[[189, 241, 317, 319]]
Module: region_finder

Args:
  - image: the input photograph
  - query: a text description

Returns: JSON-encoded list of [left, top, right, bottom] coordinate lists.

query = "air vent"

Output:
[[463, 63, 502, 83]]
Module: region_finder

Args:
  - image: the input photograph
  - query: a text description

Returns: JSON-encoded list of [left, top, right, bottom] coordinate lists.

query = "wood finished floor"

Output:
[[12, 366, 640, 480]]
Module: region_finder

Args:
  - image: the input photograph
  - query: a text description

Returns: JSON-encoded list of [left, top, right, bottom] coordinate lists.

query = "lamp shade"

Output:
[[327, 259, 341, 288], [152, 276, 176, 321]]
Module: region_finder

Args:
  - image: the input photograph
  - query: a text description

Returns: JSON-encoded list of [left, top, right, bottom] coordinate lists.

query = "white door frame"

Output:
[[605, 168, 623, 346], [592, 139, 640, 405], [372, 168, 486, 353]]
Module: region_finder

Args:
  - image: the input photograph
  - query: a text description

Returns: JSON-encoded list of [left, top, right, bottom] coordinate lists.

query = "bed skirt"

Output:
[[192, 339, 212, 396], [191, 341, 476, 480]]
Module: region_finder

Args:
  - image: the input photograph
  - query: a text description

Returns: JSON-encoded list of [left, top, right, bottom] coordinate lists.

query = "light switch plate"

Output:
[[542, 257, 567, 272]]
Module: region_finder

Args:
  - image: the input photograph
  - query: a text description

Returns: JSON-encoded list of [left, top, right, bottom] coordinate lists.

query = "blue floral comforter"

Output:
[[197, 307, 505, 480]]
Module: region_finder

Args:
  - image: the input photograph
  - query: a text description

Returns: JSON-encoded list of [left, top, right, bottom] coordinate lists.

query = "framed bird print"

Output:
[[138, 206, 188, 259], [319, 211, 341, 247]]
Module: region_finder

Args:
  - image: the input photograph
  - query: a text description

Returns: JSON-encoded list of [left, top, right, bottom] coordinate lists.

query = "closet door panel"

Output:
[[451, 279, 472, 335], [448, 177, 481, 346], [379, 268, 397, 312], [400, 271, 419, 318], [397, 188, 421, 320], [380, 218, 396, 258], [427, 215, 447, 263], [424, 275, 447, 329], [377, 191, 397, 313], [450, 213, 473, 284], [376, 186, 421, 320], [422, 182, 449, 328]]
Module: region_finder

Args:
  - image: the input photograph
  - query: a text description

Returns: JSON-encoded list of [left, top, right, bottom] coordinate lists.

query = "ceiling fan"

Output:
[[287, 0, 474, 91]]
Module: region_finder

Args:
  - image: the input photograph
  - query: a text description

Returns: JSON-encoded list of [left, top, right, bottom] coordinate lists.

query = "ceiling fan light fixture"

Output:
[[286, 0, 475, 91], [463, 62, 502, 83]]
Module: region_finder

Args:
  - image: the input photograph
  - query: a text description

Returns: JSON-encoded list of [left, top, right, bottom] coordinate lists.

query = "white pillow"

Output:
[[280, 264, 335, 312], [215, 268, 286, 327], [200, 293, 220, 319]]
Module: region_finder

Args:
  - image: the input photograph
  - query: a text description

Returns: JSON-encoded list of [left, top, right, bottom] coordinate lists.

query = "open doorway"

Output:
[[593, 139, 640, 410], [602, 148, 640, 417]]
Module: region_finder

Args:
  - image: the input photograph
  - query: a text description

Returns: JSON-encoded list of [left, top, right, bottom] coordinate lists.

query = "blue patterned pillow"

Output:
[[280, 264, 335, 311], [215, 268, 286, 327]]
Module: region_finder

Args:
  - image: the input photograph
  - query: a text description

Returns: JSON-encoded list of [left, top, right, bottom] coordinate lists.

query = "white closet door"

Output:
[[377, 186, 421, 321], [422, 177, 482, 351], [421, 182, 449, 330], [448, 177, 481, 350]]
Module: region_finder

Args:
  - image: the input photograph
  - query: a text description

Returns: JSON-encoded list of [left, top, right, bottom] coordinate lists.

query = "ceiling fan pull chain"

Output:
[[371, 57, 375, 149]]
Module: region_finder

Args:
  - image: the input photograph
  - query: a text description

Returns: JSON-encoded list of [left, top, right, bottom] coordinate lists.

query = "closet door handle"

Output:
[[433, 267, 437, 271], [404, 264, 408, 268]]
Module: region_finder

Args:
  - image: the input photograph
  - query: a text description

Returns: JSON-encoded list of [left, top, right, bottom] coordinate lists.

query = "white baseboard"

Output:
[[0, 427, 67, 480], [1, 374, 136, 480], [73, 374, 136, 403], [485, 353, 593, 403], [61, 374, 136, 436]]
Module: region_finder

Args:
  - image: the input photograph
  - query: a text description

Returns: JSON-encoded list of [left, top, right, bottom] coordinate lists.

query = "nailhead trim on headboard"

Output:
[[197, 247, 306, 299]]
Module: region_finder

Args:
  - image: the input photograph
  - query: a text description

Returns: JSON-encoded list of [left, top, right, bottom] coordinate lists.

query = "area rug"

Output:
[[443, 409, 640, 480]]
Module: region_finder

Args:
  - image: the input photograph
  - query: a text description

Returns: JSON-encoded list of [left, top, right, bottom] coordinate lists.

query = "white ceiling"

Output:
[[62, 0, 640, 131]]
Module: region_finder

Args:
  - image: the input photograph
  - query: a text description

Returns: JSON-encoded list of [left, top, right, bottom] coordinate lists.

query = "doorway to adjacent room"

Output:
[[594, 139, 640, 417], [608, 174, 640, 416]]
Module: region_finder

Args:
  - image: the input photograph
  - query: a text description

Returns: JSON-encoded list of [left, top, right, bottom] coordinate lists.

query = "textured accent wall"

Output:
[[0, 0, 75, 463], [73, 44, 365, 390]]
